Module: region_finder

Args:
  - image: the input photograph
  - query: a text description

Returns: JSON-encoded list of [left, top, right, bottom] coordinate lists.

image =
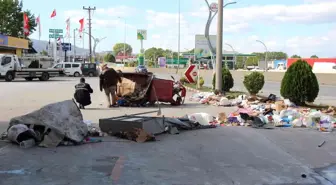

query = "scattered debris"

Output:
[[191, 92, 336, 132], [3, 100, 98, 148], [318, 141, 326, 147]]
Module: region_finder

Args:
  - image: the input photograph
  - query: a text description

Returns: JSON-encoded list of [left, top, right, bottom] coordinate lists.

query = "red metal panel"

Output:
[[149, 79, 174, 102], [287, 58, 336, 68]]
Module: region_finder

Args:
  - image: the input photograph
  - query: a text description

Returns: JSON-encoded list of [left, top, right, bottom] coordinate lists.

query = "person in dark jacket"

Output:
[[74, 78, 93, 109], [99, 64, 122, 108]]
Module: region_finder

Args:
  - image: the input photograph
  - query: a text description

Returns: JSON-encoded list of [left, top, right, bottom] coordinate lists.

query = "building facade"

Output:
[[0, 34, 29, 57]]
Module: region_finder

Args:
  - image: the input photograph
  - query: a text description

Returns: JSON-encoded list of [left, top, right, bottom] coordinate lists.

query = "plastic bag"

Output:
[[319, 115, 334, 132], [219, 97, 231, 106], [188, 113, 218, 126]]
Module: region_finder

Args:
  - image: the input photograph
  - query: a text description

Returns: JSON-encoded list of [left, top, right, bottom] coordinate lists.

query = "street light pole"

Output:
[[176, 0, 181, 74], [215, 0, 224, 91], [256, 40, 268, 71], [225, 43, 236, 69]]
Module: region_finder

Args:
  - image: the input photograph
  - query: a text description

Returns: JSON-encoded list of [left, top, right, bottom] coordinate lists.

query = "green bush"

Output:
[[180, 76, 187, 84], [198, 76, 205, 87], [243, 72, 265, 95], [280, 59, 319, 106], [212, 68, 234, 92]]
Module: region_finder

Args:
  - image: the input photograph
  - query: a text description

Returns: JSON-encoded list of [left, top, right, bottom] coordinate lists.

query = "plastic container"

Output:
[[20, 139, 36, 149]]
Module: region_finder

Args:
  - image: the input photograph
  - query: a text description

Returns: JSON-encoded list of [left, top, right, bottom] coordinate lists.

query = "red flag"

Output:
[[66, 18, 70, 38], [50, 9, 56, 18], [79, 18, 84, 33], [23, 13, 29, 36], [36, 15, 41, 39]]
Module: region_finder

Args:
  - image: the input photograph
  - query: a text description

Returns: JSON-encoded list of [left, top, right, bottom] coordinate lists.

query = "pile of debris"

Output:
[[1, 100, 102, 148], [192, 92, 336, 132], [189, 92, 246, 106]]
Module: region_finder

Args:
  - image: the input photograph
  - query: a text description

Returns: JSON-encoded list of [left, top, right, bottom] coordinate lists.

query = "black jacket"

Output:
[[74, 82, 93, 106], [99, 68, 122, 91]]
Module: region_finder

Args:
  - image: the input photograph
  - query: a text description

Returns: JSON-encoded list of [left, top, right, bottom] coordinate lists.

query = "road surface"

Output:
[[0, 77, 335, 185]]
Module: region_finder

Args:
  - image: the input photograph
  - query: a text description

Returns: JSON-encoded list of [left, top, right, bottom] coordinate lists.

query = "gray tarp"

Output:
[[8, 100, 88, 147]]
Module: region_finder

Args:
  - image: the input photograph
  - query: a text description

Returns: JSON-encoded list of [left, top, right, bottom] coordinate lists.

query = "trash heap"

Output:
[[191, 92, 336, 132], [2, 100, 102, 148], [189, 92, 246, 106]]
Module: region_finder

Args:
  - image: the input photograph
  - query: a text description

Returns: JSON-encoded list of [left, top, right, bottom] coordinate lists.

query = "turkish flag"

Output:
[[50, 9, 56, 18], [79, 18, 84, 32], [23, 13, 29, 36]]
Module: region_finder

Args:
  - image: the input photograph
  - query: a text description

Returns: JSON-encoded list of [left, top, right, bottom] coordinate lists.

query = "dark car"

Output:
[[81, 63, 99, 77], [135, 65, 148, 73]]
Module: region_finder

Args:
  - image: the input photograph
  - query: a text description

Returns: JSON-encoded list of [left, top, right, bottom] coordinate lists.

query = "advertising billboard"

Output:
[[194, 34, 216, 59], [7, 36, 29, 49], [0, 34, 8, 46]]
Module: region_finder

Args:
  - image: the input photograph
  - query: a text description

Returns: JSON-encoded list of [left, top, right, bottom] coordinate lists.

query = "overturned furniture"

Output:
[[99, 111, 217, 142], [117, 72, 187, 106]]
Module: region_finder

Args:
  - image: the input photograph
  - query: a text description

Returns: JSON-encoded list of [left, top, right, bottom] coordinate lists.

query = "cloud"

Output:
[[190, 1, 336, 25], [63, 6, 137, 28], [96, 6, 137, 17]]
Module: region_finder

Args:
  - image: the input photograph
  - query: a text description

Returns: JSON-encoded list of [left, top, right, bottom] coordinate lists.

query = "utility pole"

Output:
[[215, 0, 223, 91], [83, 6, 96, 62]]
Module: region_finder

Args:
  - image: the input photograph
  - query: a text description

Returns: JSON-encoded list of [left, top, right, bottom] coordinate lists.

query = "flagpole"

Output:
[[38, 14, 41, 41]]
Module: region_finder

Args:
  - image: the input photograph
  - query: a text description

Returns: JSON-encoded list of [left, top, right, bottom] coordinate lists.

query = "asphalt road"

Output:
[[0, 77, 335, 185]]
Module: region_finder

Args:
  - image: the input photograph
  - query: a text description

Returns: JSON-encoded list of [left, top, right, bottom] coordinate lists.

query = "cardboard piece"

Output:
[[117, 77, 136, 96], [275, 100, 287, 113]]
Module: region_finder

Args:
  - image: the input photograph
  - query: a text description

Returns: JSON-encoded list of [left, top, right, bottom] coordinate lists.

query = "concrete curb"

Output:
[[185, 86, 201, 93]]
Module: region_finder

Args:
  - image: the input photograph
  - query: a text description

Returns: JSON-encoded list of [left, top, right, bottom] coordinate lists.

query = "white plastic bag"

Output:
[[188, 113, 217, 126], [219, 97, 231, 106]]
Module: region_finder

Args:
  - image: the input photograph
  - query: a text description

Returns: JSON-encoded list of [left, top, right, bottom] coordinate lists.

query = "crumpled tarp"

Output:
[[8, 99, 88, 147]]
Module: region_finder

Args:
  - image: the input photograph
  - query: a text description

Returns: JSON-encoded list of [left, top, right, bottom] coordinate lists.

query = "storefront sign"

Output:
[[7, 36, 29, 49], [0, 34, 8, 46]]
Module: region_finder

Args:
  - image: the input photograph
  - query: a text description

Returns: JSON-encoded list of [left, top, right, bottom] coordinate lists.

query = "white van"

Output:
[[52, 62, 82, 77]]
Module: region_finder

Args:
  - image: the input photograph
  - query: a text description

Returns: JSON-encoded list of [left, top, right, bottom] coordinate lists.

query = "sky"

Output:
[[23, 0, 336, 58]]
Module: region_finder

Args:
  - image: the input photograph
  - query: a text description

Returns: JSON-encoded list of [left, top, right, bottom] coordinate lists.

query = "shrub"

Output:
[[280, 59, 319, 106], [212, 68, 234, 92], [198, 76, 205, 87], [179, 76, 187, 84], [243, 72, 265, 95]]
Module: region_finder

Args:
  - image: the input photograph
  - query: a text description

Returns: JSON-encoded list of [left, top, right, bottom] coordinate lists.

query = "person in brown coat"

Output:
[[99, 64, 122, 107]]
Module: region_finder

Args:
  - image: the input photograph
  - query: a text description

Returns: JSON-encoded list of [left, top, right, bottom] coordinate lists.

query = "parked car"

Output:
[[52, 62, 82, 77], [135, 65, 148, 73], [81, 63, 99, 77]]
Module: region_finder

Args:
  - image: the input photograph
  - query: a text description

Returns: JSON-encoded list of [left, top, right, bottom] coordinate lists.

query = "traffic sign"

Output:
[[184, 64, 198, 83], [49, 34, 63, 38], [210, 3, 218, 12], [61, 43, 71, 51], [137, 29, 147, 40], [49, 29, 63, 33]]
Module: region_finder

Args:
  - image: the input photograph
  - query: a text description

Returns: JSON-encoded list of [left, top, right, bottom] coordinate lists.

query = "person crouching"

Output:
[[74, 77, 93, 109]]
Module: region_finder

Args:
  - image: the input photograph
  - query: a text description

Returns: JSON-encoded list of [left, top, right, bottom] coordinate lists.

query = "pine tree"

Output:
[[280, 59, 319, 105]]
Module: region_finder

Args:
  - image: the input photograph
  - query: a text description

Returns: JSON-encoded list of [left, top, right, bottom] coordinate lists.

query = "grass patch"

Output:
[[183, 83, 246, 99]]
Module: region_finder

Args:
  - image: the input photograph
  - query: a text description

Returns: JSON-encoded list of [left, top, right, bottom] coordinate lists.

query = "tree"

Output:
[[291, 54, 301, 58], [113, 43, 132, 56], [243, 72, 265, 95], [0, 0, 37, 38], [144, 47, 166, 62], [280, 59, 319, 106], [40, 50, 48, 56], [104, 53, 116, 63], [212, 68, 234, 92], [310, 55, 318, 58], [252, 51, 288, 61], [245, 56, 259, 66]]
